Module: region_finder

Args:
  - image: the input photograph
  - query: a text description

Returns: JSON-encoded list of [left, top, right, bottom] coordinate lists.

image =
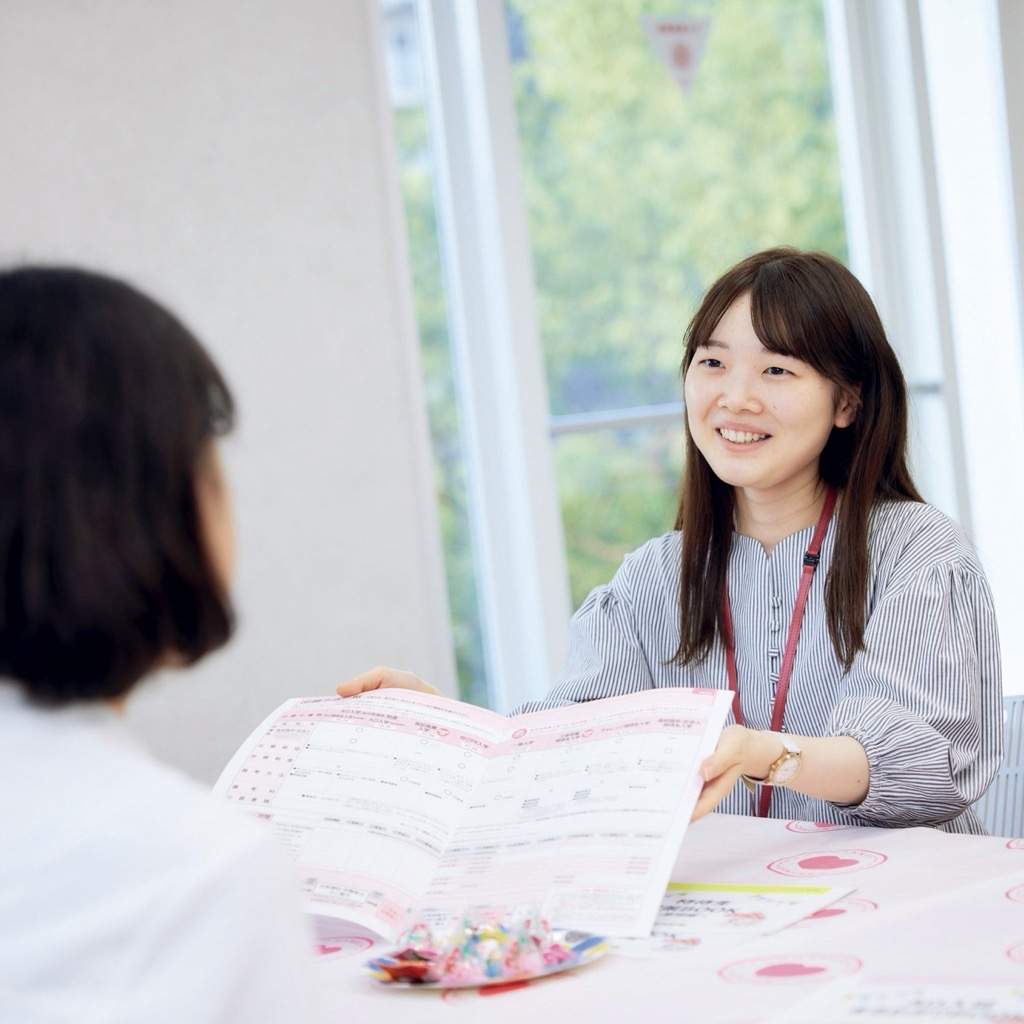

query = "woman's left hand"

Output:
[[692, 725, 747, 820], [692, 724, 779, 821], [692, 726, 870, 820]]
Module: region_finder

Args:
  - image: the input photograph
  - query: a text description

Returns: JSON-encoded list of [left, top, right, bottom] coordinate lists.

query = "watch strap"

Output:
[[741, 731, 802, 792]]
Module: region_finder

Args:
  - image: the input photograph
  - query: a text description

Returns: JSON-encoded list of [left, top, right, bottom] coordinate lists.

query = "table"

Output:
[[310, 813, 1024, 1022]]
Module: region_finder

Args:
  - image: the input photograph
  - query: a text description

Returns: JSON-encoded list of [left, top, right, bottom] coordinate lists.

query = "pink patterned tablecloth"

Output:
[[312, 812, 1024, 1022]]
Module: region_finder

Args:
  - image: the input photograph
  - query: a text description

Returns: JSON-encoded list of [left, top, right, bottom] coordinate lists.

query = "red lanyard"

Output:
[[723, 487, 836, 817]]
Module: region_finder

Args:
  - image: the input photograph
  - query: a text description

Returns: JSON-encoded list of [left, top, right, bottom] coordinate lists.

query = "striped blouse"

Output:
[[516, 500, 1003, 834]]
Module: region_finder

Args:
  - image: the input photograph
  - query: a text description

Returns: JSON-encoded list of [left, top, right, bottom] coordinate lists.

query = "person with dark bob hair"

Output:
[[0, 267, 327, 1022], [337, 247, 1003, 834], [0, 267, 234, 704]]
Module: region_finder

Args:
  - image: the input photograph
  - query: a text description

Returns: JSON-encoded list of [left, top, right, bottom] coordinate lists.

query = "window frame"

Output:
[[417, 0, 571, 711], [412, 0, 1024, 705], [826, 0, 1024, 691]]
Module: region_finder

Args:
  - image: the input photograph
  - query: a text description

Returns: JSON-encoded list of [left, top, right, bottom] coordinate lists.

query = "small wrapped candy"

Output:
[[367, 903, 603, 987]]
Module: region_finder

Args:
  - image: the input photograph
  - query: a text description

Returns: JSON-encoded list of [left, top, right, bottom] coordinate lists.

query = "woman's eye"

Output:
[[700, 358, 723, 369], [765, 366, 791, 377]]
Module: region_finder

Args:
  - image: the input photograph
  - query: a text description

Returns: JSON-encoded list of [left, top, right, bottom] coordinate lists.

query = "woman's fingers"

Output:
[[691, 725, 749, 821], [691, 765, 744, 820], [335, 666, 441, 698], [699, 725, 746, 780]]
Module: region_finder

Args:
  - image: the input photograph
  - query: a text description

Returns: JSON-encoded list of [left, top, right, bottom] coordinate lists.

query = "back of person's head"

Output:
[[0, 267, 236, 705], [681, 246, 917, 501]]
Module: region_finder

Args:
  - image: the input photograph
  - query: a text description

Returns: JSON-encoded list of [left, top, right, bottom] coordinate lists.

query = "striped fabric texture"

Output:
[[516, 501, 1003, 834]]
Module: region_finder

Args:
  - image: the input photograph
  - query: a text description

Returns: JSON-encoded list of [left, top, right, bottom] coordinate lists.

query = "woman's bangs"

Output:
[[749, 285, 823, 368], [683, 283, 747, 370]]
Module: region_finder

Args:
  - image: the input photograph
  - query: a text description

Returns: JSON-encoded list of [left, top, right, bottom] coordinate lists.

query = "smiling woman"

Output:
[[339, 246, 1003, 836], [381, 0, 853, 709], [675, 248, 916, 673], [684, 293, 858, 538]]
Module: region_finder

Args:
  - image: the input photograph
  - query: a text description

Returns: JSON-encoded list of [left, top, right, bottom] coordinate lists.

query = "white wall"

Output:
[[0, 0, 456, 782]]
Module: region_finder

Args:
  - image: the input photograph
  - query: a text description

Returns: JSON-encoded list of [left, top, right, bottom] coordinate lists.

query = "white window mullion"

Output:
[[827, 0, 1024, 694], [418, 0, 571, 710], [916, 0, 1024, 694], [824, 0, 971, 530]]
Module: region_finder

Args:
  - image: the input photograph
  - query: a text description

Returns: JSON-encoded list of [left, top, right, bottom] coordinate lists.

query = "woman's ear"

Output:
[[194, 442, 236, 593], [834, 385, 861, 429]]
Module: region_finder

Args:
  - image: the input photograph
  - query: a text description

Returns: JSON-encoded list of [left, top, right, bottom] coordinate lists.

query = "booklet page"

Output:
[[419, 688, 733, 936], [214, 688, 731, 939], [215, 693, 507, 936]]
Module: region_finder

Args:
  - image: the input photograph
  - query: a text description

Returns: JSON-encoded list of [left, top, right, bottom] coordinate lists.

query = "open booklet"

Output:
[[213, 687, 732, 940]]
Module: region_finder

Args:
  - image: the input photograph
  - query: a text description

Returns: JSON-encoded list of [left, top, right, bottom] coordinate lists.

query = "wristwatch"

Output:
[[741, 732, 802, 793]]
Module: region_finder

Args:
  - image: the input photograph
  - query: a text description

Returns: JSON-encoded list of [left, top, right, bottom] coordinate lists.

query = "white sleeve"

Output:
[[105, 820, 329, 1024]]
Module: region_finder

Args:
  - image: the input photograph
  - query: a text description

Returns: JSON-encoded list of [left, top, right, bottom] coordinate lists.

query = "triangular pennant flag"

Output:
[[640, 15, 711, 97]]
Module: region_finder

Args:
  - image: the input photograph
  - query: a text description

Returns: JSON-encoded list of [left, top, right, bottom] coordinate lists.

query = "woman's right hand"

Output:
[[336, 666, 442, 698]]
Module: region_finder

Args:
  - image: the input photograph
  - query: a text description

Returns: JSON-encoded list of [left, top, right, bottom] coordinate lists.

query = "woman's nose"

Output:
[[716, 374, 763, 412]]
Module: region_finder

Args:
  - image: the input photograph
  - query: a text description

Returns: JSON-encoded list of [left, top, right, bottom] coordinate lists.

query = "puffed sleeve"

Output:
[[829, 557, 1002, 828], [513, 537, 679, 714]]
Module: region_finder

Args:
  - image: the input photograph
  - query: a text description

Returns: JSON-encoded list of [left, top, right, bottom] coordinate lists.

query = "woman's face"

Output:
[[683, 292, 857, 506], [194, 441, 236, 593]]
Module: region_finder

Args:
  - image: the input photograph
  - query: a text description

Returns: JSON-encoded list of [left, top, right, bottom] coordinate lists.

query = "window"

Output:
[[507, 0, 847, 606], [382, 0, 1022, 704]]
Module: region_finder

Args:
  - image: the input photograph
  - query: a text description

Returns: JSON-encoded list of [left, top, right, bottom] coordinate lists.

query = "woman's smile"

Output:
[[717, 426, 771, 445], [684, 291, 857, 513]]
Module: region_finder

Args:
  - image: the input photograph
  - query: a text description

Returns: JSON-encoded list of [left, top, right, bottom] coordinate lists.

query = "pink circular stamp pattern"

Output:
[[1005, 885, 1024, 904], [1007, 839, 1024, 851], [718, 953, 862, 985], [1007, 942, 1024, 964], [784, 820, 854, 834], [768, 849, 887, 877]]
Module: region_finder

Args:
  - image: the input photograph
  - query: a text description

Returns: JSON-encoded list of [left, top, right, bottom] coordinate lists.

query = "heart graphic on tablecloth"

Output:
[[768, 849, 887, 877], [798, 855, 858, 870], [719, 953, 862, 985], [785, 821, 853, 834], [794, 896, 878, 928], [756, 963, 827, 978]]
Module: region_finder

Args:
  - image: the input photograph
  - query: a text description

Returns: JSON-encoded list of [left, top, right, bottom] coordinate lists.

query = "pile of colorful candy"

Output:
[[366, 907, 598, 987]]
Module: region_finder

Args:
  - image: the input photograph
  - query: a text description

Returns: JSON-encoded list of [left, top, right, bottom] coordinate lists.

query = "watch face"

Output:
[[772, 754, 800, 785]]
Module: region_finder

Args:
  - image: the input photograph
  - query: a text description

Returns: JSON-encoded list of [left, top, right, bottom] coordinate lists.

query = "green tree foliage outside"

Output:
[[509, 0, 847, 608], [391, 0, 846, 700]]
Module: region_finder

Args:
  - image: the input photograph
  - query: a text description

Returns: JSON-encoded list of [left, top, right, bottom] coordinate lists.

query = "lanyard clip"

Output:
[[803, 551, 820, 567]]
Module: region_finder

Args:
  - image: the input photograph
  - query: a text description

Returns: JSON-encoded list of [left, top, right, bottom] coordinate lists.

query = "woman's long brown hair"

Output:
[[673, 248, 922, 671]]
